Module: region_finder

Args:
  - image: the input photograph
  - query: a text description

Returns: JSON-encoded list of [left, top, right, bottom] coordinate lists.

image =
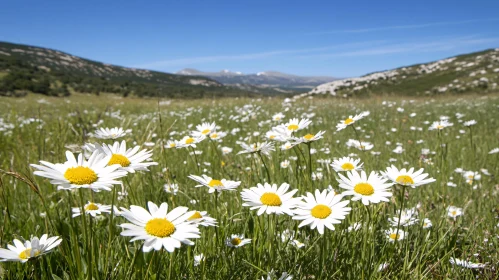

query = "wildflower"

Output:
[[241, 183, 301, 216], [336, 111, 369, 131], [447, 206, 463, 220], [298, 131, 325, 143], [272, 113, 285, 122], [165, 140, 177, 149], [176, 135, 205, 149], [72, 201, 115, 217], [31, 151, 127, 192], [293, 189, 351, 234], [280, 160, 290, 168], [331, 157, 363, 172], [0, 235, 62, 262], [428, 120, 453, 130], [281, 118, 312, 133], [164, 183, 179, 195], [237, 142, 275, 156], [337, 170, 393, 205], [93, 127, 127, 139], [346, 139, 374, 151], [386, 228, 406, 242], [119, 202, 200, 252], [194, 254, 205, 266], [489, 148, 499, 154], [449, 258, 485, 269], [225, 234, 251, 248], [98, 140, 158, 173], [221, 146, 233, 155], [192, 122, 217, 137], [381, 165, 436, 188], [187, 174, 241, 193], [422, 218, 432, 229], [388, 208, 419, 227], [187, 211, 217, 227], [463, 120, 477, 127]]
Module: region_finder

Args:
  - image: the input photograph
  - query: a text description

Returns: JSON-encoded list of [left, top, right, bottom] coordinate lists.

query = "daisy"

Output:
[[192, 122, 216, 137], [99, 140, 157, 173], [187, 211, 217, 227], [463, 120, 477, 127], [337, 170, 393, 205], [272, 112, 285, 122], [241, 183, 301, 216], [428, 120, 453, 130], [93, 127, 127, 139], [449, 258, 486, 269], [281, 142, 298, 151], [31, 151, 127, 192], [298, 131, 325, 143], [237, 142, 275, 156], [422, 218, 432, 229], [381, 165, 436, 188], [336, 111, 369, 131], [346, 139, 374, 151], [119, 201, 200, 252], [194, 254, 205, 267], [225, 234, 251, 248], [269, 126, 295, 142], [388, 208, 419, 227], [187, 174, 241, 193], [331, 157, 363, 172], [462, 171, 481, 184], [165, 140, 177, 149], [447, 206, 463, 220], [72, 201, 114, 218], [386, 228, 406, 242], [221, 146, 233, 155], [292, 189, 351, 234], [209, 131, 227, 140], [280, 160, 290, 168], [281, 118, 312, 133], [164, 183, 179, 195], [176, 135, 205, 149], [0, 235, 62, 262]]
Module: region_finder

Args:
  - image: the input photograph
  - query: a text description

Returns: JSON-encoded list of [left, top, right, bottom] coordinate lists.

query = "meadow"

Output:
[[0, 93, 498, 279]]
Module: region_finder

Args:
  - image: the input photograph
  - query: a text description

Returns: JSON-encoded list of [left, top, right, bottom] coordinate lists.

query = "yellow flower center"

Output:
[[208, 179, 223, 187], [231, 238, 242, 246], [185, 137, 195, 144], [85, 203, 99, 211], [467, 175, 474, 179], [451, 211, 456, 216], [344, 118, 354, 125], [396, 175, 414, 185], [145, 218, 176, 238], [311, 204, 332, 219], [275, 117, 281, 121], [303, 134, 314, 140], [64, 166, 98, 185], [436, 125, 444, 129], [269, 135, 276, 139], [18, 248, 40, 260], [389, 233, 400, 240], [108, 154, 131, 167], [260, 192, 282, 206], [353, 183, 374, 196], [188, 211, 203, 220], [201, 129, 210, 135], [341, 162, 355, 170], [169, 143, 176, 148], [287, 124, 299, 131], [210, 133, 218, 139]]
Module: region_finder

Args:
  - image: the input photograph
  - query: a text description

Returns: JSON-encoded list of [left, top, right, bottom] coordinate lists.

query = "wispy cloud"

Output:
[[296, 36, 499, 59], [309, 18, 499, 35], [133, 41, 387, 69]]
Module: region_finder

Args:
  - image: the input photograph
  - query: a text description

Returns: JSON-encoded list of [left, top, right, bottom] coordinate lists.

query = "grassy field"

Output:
[[0, 93, 498, 279]]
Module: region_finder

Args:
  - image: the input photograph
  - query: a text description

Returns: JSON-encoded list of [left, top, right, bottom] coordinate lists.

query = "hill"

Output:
[[177, 68, 338, 92], [0, 41, 264, 98], [298, 48, 499, 99]]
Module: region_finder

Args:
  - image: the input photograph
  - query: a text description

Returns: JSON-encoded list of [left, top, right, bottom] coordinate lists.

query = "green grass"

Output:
[[0, 93, 498, 279]]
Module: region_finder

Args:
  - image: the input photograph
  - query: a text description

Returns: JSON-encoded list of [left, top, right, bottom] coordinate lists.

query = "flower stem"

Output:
[[257, 152, 271, 183]]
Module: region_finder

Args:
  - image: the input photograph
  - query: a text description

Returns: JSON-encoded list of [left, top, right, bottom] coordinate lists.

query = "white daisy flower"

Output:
[[447, 206, 463, 220], [428, 120, 453, 130], [346, 139, 374, 151], [388, 208, 419, 227], [462, 171, 481, 183], [280, 160, 290, 168], [72, 201, 115, 218], [292, 189, 351, 234], [31, 151, 127, 192], [209, 131, 227, 140], [92, 127, 127, 139], [99, 140, 157, 173], [0, 235, 62, 262], [298, 131, 326, 143], [164, 183, 179, 195], [225, 234, 251, 248], [281, 118, 312, 133], [269, 126, 295, 142], [422, 218, 432, 229], [186, 211, 217, 227], [187, 174, 241, 193], [449, 258, 485, 269], [381, 165, 436, 188], [241, 182, 301, 216], [165, 140, 178, 149], [192, 122, 216, 137], [194, 253, 205, 267], [281, 141, 298, 151], [463, 120, 477, 127], [386, 228, 406, 242], [331, 157, 363, 172], [119, 202, 200, 252], [336, 111, 369, 131], [337, 170, 393, 205], [237, 142, 275, 156], [272, 112, 285, 122], [176, 135, 206, 149], [221, 146, 233, 155]]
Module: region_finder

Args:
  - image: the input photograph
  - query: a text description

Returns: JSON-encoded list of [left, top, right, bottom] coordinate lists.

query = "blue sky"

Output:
[[1, 0, 499, 77]]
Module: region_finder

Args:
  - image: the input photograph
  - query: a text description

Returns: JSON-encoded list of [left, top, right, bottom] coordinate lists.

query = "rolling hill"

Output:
[[0, 41, 265, 98], [297, 48, 499, 99]]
